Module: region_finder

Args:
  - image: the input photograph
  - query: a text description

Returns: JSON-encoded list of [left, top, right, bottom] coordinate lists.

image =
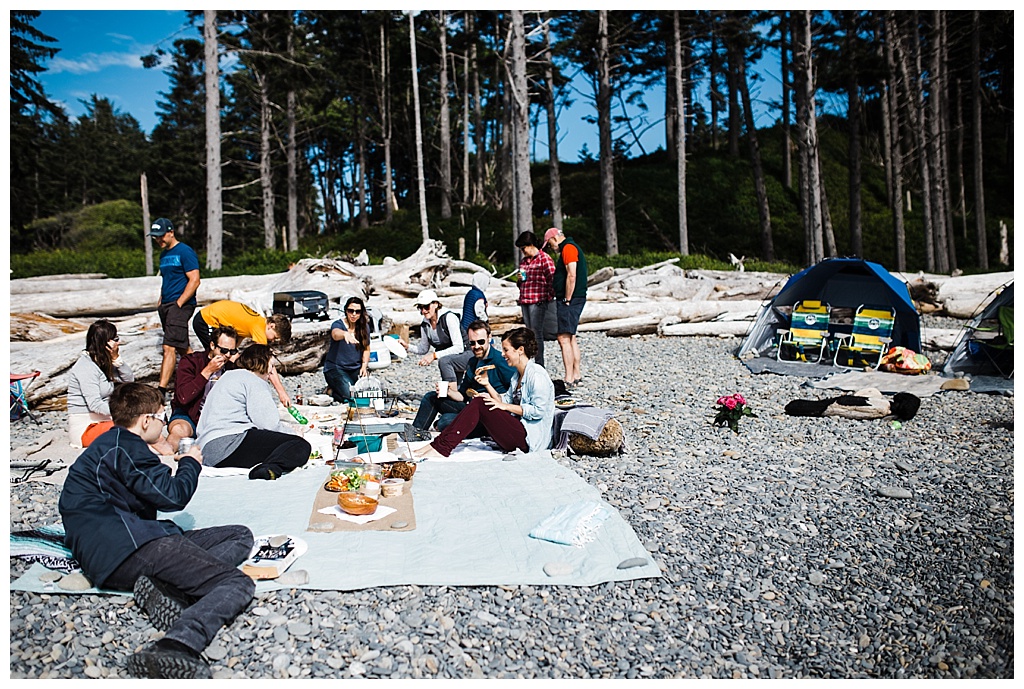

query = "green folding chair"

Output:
[[777, 300, 832, 363]]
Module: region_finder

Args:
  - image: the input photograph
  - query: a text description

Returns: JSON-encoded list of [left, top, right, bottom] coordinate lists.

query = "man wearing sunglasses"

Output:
[[167, 326, 241, 452], [412, 320, 515, 432]]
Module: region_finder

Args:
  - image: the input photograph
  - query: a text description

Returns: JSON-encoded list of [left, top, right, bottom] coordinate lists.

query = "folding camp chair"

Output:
[[967, 305, 1014, 378], [10, 370, 42, 424], [833, 305, 895, 370], [776, 300, 832, 363]]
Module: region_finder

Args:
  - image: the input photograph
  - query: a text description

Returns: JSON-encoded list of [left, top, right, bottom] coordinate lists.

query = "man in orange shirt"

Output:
[[192, 300, 293, 407], [543, 228, 587, 388]]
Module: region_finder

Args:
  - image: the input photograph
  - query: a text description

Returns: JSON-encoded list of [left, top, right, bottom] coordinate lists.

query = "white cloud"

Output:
[[48, 52, 147, 76]]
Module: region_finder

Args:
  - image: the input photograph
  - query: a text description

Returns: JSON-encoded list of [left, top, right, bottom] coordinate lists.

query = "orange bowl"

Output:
[[337, 492, 378, 515]]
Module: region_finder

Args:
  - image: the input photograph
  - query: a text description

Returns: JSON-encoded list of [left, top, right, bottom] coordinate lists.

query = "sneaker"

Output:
[[248, 465, 278, 481], [133, 576, 190, 631], [126, 639, 211, 679]]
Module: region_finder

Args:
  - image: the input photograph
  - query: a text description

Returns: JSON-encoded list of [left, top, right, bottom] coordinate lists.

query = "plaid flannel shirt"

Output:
[[517, 251, 556, 305]]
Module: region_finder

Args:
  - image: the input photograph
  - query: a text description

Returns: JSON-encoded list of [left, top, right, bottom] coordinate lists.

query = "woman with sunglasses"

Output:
[[196, 344, 310, 480], [323, 296, 371, 403], [67, 319, 139, 448]]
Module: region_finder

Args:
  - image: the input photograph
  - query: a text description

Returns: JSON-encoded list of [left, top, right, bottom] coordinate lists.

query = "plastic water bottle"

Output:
[[287, 406, 308, 424]]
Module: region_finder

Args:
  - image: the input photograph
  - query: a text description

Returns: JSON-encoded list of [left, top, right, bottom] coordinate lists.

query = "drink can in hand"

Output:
[[178, 438, 195, 454]]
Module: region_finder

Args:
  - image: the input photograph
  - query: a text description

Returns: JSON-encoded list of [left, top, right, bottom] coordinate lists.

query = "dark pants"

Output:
[[159, 302, 195, 350], [521, 301, 551, 367], [413, 391, 466, 431], [217, 428, 310, 476], [438, 350, 475, 383], [105, 525, 255, 653], [192, 310, 212, 351], [324, 367, 359, 403], [431, 396, 528, 457]]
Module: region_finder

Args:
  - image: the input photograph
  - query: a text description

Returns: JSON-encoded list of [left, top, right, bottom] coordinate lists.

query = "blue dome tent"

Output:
[[737, 258, 921, 359]]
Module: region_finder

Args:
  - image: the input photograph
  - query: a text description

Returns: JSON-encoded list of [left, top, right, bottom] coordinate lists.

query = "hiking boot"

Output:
[[248, 465, 278, 481], [126, 639, 211, 679], [133, 576, 190, 631]]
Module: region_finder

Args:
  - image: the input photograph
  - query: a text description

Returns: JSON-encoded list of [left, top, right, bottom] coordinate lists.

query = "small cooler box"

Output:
[[273, 291, 329, 321]]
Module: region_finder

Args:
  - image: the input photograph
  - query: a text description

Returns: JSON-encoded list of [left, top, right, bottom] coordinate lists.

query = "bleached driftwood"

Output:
[[935, 272, 1014, 318]]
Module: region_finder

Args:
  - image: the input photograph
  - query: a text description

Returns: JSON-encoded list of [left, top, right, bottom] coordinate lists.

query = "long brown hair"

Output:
[[85, 319, 118, 381], [344, 296, 370, 352]]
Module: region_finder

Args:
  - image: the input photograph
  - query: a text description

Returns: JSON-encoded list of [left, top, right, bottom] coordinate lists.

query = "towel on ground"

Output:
[[529, 500, 612, 547], [10, 524, 80, 574], [549, 406, 616, 452]]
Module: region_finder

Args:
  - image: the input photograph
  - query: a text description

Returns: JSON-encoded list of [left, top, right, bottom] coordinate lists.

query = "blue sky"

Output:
[[28, 9, 785, 163]]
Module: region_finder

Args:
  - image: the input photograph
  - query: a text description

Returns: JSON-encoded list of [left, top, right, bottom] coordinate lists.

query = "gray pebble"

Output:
[[39, 571, 62, 583], [57, 573, 92, 591], [205, 644, 228, 660], [617, 558, 648, 569], [391, 521, 409, 529], [278, 569, 309, 586], [543, 562, 573, 577], [877, 486, 913, 499]]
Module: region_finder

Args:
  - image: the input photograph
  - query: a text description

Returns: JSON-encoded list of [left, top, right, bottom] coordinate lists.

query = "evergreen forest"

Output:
[[9, 10, 1014, 278]]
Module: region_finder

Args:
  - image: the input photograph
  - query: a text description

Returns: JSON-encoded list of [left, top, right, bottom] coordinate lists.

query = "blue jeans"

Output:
[[105, 525, 256, 653], [324, 367, 359, 403], [413, 391, 467, 431]]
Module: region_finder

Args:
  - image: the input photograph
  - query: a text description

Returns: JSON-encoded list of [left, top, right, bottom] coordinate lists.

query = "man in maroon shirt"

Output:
[[167, 326, 240, 452]]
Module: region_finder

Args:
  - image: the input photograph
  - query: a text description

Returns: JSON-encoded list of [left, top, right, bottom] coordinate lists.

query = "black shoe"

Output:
[[133, 576, 190, 631], [126, 639, 211, 679], [248, 465, 278, 481]]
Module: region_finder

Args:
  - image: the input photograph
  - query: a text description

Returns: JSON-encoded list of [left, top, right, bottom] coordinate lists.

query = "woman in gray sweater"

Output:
[[67, 319, 136, 447], [195, 344, 310, 480]]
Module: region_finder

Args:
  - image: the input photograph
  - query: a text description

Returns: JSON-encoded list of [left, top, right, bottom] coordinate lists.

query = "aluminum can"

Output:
[[178, 438, 196, 454]]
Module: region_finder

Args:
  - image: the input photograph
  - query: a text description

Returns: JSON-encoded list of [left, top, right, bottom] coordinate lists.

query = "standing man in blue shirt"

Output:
[[151, 218, 201, 394]]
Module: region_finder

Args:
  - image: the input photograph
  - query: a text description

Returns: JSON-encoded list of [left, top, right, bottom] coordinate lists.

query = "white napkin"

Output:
[[318, 504, 397, 524]]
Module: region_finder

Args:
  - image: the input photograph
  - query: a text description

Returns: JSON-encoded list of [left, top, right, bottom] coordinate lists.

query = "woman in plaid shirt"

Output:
[[514, 231, 556, 367]]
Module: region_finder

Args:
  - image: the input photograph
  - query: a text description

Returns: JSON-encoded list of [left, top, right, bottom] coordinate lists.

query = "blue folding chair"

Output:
[[10, 371, 41, 424]]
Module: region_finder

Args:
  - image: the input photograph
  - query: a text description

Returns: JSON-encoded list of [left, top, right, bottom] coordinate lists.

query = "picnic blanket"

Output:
[[742, 355, 842, 379], [10, 451, 661, 594]]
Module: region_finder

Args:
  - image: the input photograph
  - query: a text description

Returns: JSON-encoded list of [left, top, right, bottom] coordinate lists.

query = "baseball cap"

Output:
[[149, 218, 174, 237], [542, 227, 562, 246], [415, 289, 439, 308]]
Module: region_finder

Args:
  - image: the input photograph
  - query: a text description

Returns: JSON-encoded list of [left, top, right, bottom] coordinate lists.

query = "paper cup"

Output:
[[436, 381, 449, 398]]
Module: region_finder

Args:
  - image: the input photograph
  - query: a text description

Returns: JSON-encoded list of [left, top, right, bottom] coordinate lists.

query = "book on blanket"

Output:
[[242, 534, 308, 580]]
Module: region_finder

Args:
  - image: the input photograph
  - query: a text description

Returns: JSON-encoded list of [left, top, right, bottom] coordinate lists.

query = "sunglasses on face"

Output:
[[215, 346, 239, 356], [109, 336, 120, 342], [346, 308, 363, 314], [469, 338, 488, 346], [417, 305, 431, 312]]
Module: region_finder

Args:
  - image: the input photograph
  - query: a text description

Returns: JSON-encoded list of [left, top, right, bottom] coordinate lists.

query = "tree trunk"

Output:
[[665, 29, 676, 160], [893, 11, 938, 272], [470, 13, 484, 206], [876, 17, 893, 209], [379, 23, 394, 222], [462, 42, 471, 208], [259, 74, 276, 249], [287, 27, 299, 247], [543, 17, 563, 229], [780, 12, 792, 190], [971, 10, 988, 269], [597, 10, 618, 256], [884, 14, 907, 271], [141, 173, 153, 275], [936, 10, 956, 272], [795, 11, 823, 264], [844, 11, 862, 257], [709, 22, 719, 151], [818, 154, 836, 257], [438, 10, 452, 220], [356, 115, 369, 229], [926, 10, 950, 272], [408, 12, 429, 241], [736, 33, 772, 261], [673, 11, 689, 256], [204, 9, 223, 270], [508, 11, 534, 242], [726, 24, 741, 158]]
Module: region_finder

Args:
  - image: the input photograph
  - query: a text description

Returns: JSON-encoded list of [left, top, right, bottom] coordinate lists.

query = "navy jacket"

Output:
[[58, 426, 202, 587]]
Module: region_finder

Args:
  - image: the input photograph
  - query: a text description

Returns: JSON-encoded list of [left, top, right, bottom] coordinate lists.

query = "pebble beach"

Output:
[[8, 316, 1014, 679]]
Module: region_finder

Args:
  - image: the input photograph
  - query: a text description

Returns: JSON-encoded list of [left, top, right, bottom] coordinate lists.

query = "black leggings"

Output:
[[192, 310, 213, 350], [217, 428, 310, 476]]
